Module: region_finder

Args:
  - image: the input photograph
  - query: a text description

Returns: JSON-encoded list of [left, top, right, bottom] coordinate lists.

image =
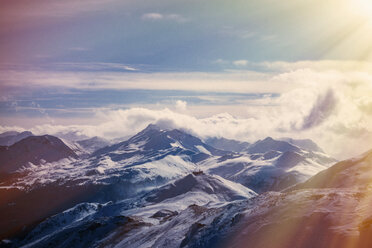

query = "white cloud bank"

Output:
[[1, 85, 371, 160], [175, 100, 187, 111], [1, 60, 372, 159]]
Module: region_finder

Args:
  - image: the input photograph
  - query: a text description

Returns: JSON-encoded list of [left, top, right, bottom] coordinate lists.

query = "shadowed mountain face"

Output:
[[0, 131, 33, 146], [0, 135, 80, 240], [145, 173, 256, 204], [0, 135, 78, 174]]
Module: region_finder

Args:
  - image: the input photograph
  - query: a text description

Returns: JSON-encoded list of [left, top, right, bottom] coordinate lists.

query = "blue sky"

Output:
[[2, 0, 371, 68]]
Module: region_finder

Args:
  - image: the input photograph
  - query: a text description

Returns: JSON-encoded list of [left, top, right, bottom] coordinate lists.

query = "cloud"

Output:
[[51, 62, 138, 71], [233, 60, 249, 66], [217, 27, 256, 40], [0, 69, 288, 94], [0, 107, 267, 144], [213, 59, 229, 65], [301, 89, 337, 130], [357, 97, 372, 115], [142, 13, 163, 20], [258, 60, 372, 73], [141, 13, 187, 22], [3, 60, 372, 95], [1, 60, 372, 160], [1, 95, 371, 161], [175, 100, 187, 111]]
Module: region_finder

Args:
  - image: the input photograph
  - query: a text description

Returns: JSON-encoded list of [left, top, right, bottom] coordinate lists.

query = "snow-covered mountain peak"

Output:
[[93, 124, 229, 163]]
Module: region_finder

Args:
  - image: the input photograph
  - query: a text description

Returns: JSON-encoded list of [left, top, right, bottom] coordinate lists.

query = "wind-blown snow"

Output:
[[195, 145, 212, 156]]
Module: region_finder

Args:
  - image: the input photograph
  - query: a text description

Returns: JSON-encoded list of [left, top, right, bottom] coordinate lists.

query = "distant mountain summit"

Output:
[[0, 135, 78, 174], [0, 131, 33, 146], [76, 136, 111, 154], [246, 137, 301, 154], [204, 137, 250, 153], [205, 135, 325, 155]]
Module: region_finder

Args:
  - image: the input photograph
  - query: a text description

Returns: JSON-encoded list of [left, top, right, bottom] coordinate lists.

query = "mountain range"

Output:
[[1, 124, 370, 248]]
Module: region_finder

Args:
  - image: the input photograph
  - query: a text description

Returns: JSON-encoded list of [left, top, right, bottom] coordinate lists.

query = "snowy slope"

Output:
[[200, 137, 335, 193], [143, 173, 256, 206], [291, 149, 372, 190], [12, 173, 256, 248]]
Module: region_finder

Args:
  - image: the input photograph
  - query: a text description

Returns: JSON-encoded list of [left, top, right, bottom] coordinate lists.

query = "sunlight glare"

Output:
[[354, 0, 372, 22]]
